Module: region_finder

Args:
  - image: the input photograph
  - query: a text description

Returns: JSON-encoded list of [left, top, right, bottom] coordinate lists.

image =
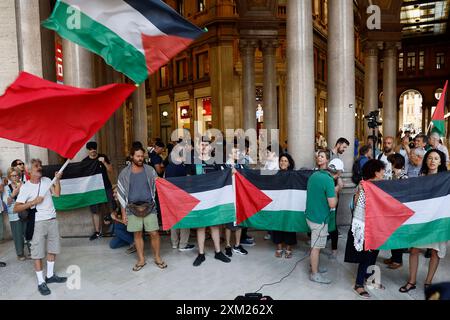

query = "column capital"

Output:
[[363, 41, 383, 56], [260, 39, 279, 52], [383, 41, 402, 56], [239, 39, 258, 53]]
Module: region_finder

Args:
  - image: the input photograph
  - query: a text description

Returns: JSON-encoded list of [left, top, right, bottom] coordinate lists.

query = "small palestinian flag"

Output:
[[431, 80, 448, 137], [156, 169, 235, 230], [235, 170, 336, 232], [363, 172, 450, 250], [43, 160, 107, 211]]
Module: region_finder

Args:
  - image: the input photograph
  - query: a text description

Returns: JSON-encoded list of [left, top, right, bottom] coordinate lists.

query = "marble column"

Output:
[[15, 0, 49, 164], [132, 83, 148, 146], [363, 41, 381, 138], [382, 42, 400, 139], [262, 39, 279, 136], [286, 0, 315, 168], [327, 0, 356, 170], [62, 39, 94, 161], [239, 39, 258, 131]]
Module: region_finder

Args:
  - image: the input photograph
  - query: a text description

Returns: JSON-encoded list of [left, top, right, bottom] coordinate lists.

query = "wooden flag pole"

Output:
[[41, 158, 71, 195]]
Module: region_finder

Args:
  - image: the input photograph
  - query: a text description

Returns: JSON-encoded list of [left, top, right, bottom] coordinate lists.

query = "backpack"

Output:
[[351, 157, 363, 185]]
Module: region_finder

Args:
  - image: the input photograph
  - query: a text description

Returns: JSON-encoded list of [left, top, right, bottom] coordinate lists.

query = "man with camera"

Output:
[[117, 146, 166, 271], [14, 159, 66, 296]]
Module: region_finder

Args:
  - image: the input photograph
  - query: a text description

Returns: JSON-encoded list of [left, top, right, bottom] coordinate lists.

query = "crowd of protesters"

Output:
[[0, 129, 449, 298]]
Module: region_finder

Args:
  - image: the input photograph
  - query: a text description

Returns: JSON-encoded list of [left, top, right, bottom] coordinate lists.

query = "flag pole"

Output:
[[41, 158, 71, 195]]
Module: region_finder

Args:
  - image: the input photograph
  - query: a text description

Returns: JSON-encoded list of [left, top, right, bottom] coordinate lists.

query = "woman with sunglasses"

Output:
[[11, 159, 28, 183]]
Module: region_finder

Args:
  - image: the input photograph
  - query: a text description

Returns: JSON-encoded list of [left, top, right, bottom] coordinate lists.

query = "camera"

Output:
[[364, 110, 382, 129]]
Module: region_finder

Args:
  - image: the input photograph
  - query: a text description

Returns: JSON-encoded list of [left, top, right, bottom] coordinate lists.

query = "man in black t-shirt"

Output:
[[148, 141, 165, 177], [82, 141, 116, 240]]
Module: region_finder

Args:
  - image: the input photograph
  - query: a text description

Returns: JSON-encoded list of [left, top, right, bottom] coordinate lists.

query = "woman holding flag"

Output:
[[399, 149, 448, 293]]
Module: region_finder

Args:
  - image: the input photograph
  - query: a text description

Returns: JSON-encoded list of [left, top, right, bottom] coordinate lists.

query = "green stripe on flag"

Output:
[[173, 203, 235, 229], [53, 189, 108, 211], [42, 1, 148, 83], [379, 217, 450, 250], [432, 120, 445, 136]]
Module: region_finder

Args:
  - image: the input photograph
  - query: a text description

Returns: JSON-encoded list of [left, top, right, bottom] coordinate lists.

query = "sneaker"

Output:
[[172, 244, 178, 249], [309, 273, 332, 284], [240, 238, 255, 247], [38, 283, 51, 296], [225, 246, 233, 257], [193, 254, 206, 267], [179, 244, 195, 252], [45, 275, 67, 284], [17, 256, 26, 261], [245, 235, 254, 242], [89, 232, 101, 241], [214, 251, 231, 263], [264, 233, 271, 240], [233, 245, 248, 255]]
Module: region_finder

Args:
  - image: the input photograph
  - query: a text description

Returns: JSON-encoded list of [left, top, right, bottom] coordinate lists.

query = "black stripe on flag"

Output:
[[165, 168, 232, 194], [42, 160, 102, 180], [237, 169, 313, 190], [372, 171, 450, 203]]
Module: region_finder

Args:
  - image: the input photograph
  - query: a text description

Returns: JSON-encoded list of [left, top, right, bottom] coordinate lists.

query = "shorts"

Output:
[[225, 222, 241, 231], [90, 188, 116, 214], [127, 213, 159, 233], [306, 219, 328, 249], [30, 219, 61, 259]]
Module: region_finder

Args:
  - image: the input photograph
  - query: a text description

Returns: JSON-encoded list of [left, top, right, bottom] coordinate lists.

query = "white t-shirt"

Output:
[[379, 153, 393, 180], [16, 177, 56, 222]]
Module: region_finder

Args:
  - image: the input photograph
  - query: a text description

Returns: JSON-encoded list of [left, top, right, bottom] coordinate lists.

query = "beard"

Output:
[[383, 147, 392, 154], [132, 159, 144, 167]]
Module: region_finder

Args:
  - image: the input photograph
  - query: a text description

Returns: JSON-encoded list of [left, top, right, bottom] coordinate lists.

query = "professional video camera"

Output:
[[364, 110, 382, 129]]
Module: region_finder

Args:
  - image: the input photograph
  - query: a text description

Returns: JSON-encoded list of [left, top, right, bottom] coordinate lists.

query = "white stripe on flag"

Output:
[[61, 0, 166, 53], [262, 189, 306, 212], [403, 194, 450, 225], [191, 185, 234, 211], [60, 174, 105, 195]]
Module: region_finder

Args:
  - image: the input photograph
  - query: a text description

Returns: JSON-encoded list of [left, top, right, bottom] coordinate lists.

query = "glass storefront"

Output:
[[196, 97, 212, 135]]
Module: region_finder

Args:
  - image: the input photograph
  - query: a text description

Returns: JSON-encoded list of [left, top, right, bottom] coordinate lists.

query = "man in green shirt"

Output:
[[306, 159, 343, 284]]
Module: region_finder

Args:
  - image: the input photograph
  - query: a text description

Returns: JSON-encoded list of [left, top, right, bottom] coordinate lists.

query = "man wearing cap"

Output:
[[82, 141, 116, 241], [305, 158, 343, 284]]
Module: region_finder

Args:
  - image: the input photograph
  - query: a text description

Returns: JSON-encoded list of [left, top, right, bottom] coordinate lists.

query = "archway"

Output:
[[399, 89, 423, 134]]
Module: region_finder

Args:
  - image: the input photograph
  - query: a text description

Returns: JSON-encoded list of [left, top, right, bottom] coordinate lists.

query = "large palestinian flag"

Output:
[[363, 172, 450, 250], [43, 0, 205, 83], [43, 161, 107, 211], [235, 170, 336, 232], [156, 169, 235, 230]]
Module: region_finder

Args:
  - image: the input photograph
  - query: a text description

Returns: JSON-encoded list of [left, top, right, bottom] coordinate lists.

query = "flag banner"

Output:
[[43, 0, 205, 84], [0, 72, 135, 159], [431, 80, 448, 136], [236, 170, 337, 232], [156, 169, 235, 230], [42, 161, 107, 211], [363, 172, 450, 250]]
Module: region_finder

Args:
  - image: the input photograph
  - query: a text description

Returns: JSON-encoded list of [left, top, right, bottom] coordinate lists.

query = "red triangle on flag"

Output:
[[362, 181, 415, 250], [156, 178, 200, 231], [234, 172, 272, 225]]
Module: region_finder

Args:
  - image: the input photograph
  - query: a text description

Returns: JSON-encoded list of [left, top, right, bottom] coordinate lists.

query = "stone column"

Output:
[[62, 39, 94, 161], [363, 41, 381, 138], [382, 42, 400, 139], [15, 0, 49, 164], [262, 39, 279, 136], [327, 0, 356, 170], [239, 39, 258, 131], [286, 0, 315, 168], [132, 82, 148, 146]]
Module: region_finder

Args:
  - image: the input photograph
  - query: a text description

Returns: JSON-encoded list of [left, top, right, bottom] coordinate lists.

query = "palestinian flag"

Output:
[[431, 80, 448, 136], [363, 172, 450, 251], [43, 160, 107, 211], [43, 0, 205, 83], [235, 170, 336, 232], [156, 169, 235, 230]]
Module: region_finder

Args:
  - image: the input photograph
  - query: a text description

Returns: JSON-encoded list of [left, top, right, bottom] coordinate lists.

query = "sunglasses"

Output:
[[17, 163, 24, 166]]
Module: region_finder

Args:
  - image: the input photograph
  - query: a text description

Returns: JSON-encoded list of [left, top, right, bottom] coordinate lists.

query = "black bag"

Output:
[[351, 157, 363, 185], [126, 201, 155, 217]]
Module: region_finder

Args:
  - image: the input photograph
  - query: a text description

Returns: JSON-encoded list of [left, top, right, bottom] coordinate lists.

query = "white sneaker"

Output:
[[264, 233, 271, 240], [309, 273, 332, 284], [172, 244, 178, 249]]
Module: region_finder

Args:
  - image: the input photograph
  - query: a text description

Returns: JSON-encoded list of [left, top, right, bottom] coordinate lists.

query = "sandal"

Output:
[[154, 260, 168, 269], [285, 250, 293, 259], [424, 283, 432, 290], [275, 249, 283, 258], [399, 282, 416, 293], [132, 262, 147, 272], [353, 285, 370, 299]]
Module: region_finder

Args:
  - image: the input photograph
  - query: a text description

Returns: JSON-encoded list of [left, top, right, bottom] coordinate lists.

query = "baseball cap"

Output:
[[86, 141, 97, 150], [328, 158, 344, 173]]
